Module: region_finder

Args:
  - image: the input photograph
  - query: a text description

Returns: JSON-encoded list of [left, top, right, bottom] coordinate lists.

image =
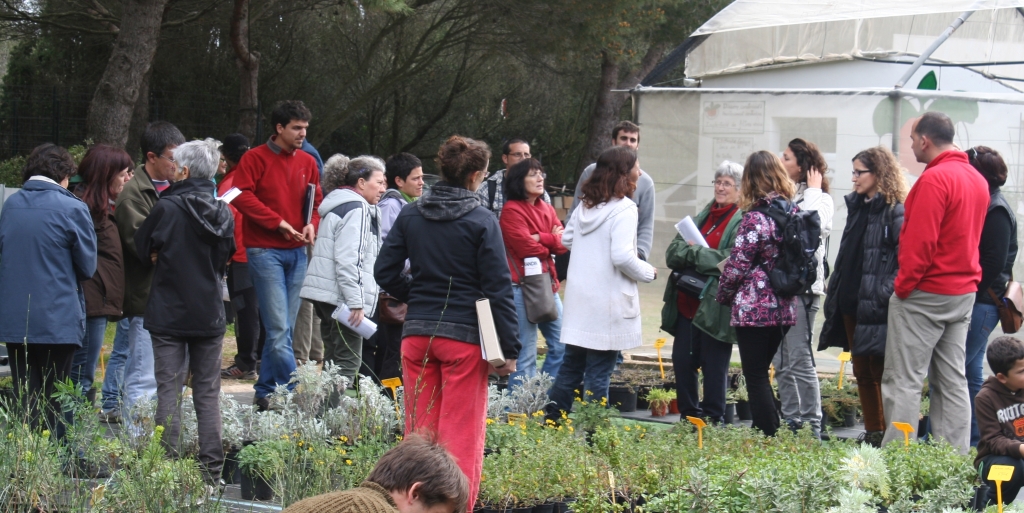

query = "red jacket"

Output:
[[500, 198, 568, 293], [230, 137, 322, 250], [218, 172, 247, 263], [895, 150, 989, 298]]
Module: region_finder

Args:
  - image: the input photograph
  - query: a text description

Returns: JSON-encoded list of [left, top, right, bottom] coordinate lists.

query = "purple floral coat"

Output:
[[716, 195, 797, 327]]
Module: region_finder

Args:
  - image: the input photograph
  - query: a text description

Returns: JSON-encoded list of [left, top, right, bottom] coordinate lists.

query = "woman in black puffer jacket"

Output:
[[820, 146, 907, 447]]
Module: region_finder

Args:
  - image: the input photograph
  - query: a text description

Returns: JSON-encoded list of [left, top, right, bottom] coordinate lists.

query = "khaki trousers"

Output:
[[293, 246, 323, 362], [881, 290, 974, 454]]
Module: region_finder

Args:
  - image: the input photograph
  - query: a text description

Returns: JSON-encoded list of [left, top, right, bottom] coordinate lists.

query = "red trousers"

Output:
[[402, 335, 490, 511]]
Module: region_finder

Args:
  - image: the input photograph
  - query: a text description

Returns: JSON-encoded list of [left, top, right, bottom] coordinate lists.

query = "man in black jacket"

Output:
[[135, 138, 235, 488]]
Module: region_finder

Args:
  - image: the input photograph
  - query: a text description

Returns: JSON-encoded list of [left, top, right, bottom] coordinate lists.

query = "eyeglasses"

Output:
[[712, 180, 736, 189], [481, 170, 491, 180], [852, 169, 873, 178], [528, 171, 547, 179], [158, 154, 176, 164], [507, 152, 531, 159]]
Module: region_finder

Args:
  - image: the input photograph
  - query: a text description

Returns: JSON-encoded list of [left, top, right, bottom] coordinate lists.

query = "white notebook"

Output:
[[476, 298, 506, 367]]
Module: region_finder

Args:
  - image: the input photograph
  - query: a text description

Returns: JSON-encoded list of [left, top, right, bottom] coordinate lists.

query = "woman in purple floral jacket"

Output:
[[717, 150, 798, 436]]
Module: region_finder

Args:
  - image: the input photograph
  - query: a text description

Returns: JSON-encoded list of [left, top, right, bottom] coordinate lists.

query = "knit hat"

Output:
[[281, 481, 399, 513]]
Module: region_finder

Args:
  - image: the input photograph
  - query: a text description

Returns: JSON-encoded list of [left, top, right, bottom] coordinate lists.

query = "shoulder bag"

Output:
[[989, 274, 1024, 334], [378, 292, 407, 325], [509, 253, 559, 324]]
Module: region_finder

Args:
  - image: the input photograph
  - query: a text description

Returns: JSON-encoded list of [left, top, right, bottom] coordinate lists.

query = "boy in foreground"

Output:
[[282, 435, 468, 513], [976, 336, 1024, 505]]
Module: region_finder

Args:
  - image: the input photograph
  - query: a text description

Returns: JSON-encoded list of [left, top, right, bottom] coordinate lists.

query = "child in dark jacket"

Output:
[[976, 336, 1024, 506]]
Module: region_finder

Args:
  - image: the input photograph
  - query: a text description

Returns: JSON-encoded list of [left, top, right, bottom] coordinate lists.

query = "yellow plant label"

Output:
[[381, 378, 402, 389], [507, 413, 528, 423], [989, 465, 1015, 483], [686, 416, 707, 428], [838, 352, 852, 362], [654, 338, 667, 349], [608, 471, 616, 490]]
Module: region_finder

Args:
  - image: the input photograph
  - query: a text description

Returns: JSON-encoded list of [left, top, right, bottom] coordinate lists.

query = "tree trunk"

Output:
[[231, 0, 259, 143], [85, 0, 170, 148], [125, 67, 153, 162], [580, 51, 621, 172], [579, 44, 669, 176]]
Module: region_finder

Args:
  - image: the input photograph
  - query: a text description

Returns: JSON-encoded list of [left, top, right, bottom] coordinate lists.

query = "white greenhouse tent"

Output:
[[634, 0, 1024, 273]]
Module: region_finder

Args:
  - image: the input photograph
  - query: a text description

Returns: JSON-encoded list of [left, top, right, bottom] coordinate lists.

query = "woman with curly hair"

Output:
[[374, 136, 519, 511], [819, 146, 908, 447], [775, 138, 834, 437], [717, 150, 798, 436]]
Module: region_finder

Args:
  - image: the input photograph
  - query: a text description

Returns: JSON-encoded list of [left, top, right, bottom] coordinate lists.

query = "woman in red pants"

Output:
[[374, 135, 520, 511]]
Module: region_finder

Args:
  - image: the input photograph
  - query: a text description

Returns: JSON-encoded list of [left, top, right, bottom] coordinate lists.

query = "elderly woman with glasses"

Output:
[[135, 138, 236, 487], [301, 155, 387, 384], [500, 158, 568, 387], [661, 160, 743, 424]]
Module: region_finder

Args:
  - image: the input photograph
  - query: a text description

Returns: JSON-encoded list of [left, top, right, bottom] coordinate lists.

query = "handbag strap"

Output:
[[988, 271, 1018, 305], [702, 204, 737, 238]]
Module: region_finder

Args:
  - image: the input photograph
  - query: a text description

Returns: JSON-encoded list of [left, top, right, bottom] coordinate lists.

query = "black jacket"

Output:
[[135, 179, 235, 338], [374, 182, 520, 359], [976, 189, 1018, 305], [820, 193, 904, 357]]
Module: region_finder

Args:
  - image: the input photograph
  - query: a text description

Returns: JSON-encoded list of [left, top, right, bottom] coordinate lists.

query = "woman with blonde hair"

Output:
[[717, 150, 797, 436], [820, 146, 908, 447]]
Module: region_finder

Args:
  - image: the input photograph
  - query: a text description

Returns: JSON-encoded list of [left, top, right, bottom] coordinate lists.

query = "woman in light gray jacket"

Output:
[[300, 155, 387, 382]]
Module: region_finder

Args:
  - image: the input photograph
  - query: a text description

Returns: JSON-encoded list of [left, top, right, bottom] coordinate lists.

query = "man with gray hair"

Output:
[[135, 138, 236, 487]]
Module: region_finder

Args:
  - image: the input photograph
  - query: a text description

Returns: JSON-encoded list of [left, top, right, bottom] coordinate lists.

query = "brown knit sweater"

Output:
[[282, 481, 399, 513]]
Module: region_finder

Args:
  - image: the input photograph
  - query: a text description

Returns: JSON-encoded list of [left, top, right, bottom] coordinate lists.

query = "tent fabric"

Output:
[[687, 3, 1024, 82], [694, 0, 1024, 35]]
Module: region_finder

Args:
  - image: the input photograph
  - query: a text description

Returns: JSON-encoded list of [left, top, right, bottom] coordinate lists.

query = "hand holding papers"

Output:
[[675, 216, 709, 247], [331, 303, 378, 339]]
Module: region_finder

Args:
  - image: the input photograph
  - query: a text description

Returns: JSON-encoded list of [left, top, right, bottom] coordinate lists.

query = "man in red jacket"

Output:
[[230, 100, 323, 410], [881, 111, 990, 453]]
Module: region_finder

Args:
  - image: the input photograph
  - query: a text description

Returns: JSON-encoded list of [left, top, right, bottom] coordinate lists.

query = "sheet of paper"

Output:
[[523, 257, 542, 276], [331, 303, 378, 339], [218, 187, 241, 204], [675, 216, 709, 247], [717, 258, 728, 273]]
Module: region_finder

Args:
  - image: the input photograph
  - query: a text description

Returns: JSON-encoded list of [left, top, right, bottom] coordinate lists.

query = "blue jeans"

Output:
[[101, 318, 130, 412], [70, 317, 108, 395], [509, 285, 564, 387], [547, 344, 619, 414], [123, 316, 156, 415], [967, 301, 1000, 447], [248, 247, 307, 398]]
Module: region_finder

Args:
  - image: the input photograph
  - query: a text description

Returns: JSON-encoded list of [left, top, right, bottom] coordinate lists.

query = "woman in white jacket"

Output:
[[300, 155, 387, 383], [546, 146, 657, 417], [775, 138, 834, 437]]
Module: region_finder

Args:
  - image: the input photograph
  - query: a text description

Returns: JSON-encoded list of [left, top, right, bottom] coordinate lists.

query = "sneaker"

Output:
[[221, 365, 257, 380], [98, 409, 121, 424]]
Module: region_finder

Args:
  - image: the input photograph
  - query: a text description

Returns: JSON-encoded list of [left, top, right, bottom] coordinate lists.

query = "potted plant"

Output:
[[646, 388, 674, 417], [724, 390, 738, 424], [237, 440, 280, 501], [819, 376, 860, 427]]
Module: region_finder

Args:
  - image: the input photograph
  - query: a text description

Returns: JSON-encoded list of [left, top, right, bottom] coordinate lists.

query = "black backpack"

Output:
[[752, 198, 821, 298]]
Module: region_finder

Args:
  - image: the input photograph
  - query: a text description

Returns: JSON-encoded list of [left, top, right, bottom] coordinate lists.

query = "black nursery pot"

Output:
[[843, 406, 857, 428], [608, 385, 638, 412], [736, 400, 752, 420], [973, 484, 990, 511], [636, 386, 652, 410], [724, 403, 736, 424], [555, 498, 576, 513], [240, 471, 274, 501], [222, 449, 241, 485], [533, 503, 555, 513], [510, 507, 533, 513]]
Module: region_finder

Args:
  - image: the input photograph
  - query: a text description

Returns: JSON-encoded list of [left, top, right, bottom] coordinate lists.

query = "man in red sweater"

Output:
[[881, 111, 990, 453], [230, 100, 323, 409]]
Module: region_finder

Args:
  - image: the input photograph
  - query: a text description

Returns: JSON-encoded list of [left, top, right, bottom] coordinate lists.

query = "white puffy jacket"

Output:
[[794, 183, 834, 296], [300, 188, 382, 315]]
